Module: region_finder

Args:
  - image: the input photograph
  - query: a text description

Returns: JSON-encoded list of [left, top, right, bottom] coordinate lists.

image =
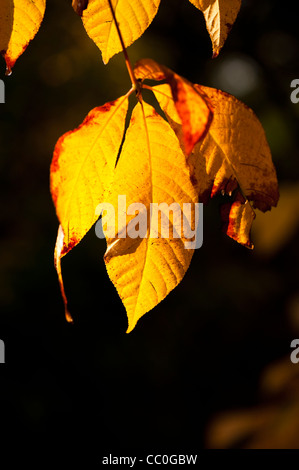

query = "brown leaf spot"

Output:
[[154, 73, 166, 81], [79, 112, 96, 129], [150, 108, 159, 117], [51, 188, 58, 207], [3, 45, 26, 73], [61, 236, 79, 256], [72, 0, 89, 16], [51, 131, 72, 173], [75, 101, 116, 131], [51, 142, 62, 174], [189, 172, 198, 188], [99, 100, 116, 113]]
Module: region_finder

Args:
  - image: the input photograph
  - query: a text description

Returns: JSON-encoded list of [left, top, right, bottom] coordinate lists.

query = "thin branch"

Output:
[[107, 0, 138, 90]]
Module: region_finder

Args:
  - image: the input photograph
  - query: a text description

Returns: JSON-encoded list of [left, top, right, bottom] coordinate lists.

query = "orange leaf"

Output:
[[194, 85, 279, 212], [134, 58, 213, 155], [153, 83, 279, 248], [220, 198, 255, 249]]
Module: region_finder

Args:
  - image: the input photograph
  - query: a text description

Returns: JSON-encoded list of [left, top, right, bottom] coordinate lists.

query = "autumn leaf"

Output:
[[0, 0, 242, 74], [81, 0, 161, 64], [153, 83, 279, 248], [51, 96, 128, 250], [220, 198, 255, 249], [80, 0, 241, 63], [134, 58, 213, 155], [189, 0, 241, 57], [103, 101, 199, 332], [0, 0, 46, 74], [193, 85, 279, 214], [50, 95, 129, 319]]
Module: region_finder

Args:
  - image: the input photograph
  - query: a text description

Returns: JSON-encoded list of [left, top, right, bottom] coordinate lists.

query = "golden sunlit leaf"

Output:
[[50, 95, 129, 314], [0, 0, 46, 73], [82, 0, 160, 64], [153, 83, 279, 248], [189, 0, 241, 57], [51, 96, 128, 249], [103, 101, 199, 332], [134, 58, 213, 155]]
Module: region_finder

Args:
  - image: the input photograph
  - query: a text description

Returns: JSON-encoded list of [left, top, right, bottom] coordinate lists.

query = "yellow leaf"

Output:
[[82, 0, 161, 64], [0, 0, 46, 73], [189, 0, 241, 57], [103, 101, 199, 332], [134, 58, 213, 155], [51, 96, 128, 249], [50, 95, 128, 317], [153, 83, 279, 248]]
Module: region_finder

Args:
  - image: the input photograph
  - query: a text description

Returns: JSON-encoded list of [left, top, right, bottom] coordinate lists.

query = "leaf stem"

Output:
[[107, 0, 138, 90]]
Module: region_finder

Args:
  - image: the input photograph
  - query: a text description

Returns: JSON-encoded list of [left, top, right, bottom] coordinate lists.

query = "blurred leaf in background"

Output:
[[206, 356, 299, 449]]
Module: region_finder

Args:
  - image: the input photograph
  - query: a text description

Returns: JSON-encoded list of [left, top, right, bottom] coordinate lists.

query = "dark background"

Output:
[[1, 0, 299, 462]]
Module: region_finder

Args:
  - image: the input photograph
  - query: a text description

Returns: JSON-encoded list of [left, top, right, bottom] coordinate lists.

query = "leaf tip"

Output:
[[65, 309, 74, 323], [102, 53, 110, 65], [126, 316, 138, 334], [2, 52, 15, 76], [126, 325, 134, 334]]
